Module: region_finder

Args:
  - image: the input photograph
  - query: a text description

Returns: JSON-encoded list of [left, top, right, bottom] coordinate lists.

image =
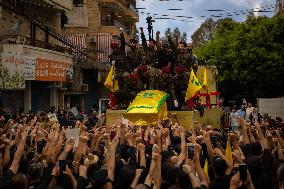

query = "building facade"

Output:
[[0, 0, 139, 114], [0, 0, 75, 113], [62, 0, 139, 112]]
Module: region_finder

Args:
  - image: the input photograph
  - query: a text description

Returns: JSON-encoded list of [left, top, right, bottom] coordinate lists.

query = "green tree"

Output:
[[195, 13, 284, 100], [165, 28, 171, 37], [173, 27, 181, 37], [191, 18, 216, 49], [191, 18, 235, 49], [161, 27, 187, 44]]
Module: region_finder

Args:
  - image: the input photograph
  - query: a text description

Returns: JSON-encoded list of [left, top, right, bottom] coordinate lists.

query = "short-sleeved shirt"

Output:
[[230, 112, 240, 127]]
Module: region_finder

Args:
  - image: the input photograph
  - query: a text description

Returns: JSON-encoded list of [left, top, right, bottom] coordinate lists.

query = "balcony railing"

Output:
[[0, 35, 72, 54], [101, 19, 127, 33]]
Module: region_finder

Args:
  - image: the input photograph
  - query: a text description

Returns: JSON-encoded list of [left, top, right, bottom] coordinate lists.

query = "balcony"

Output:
[[19, 0, 73, 11], [100, 20, 127, 36], [99, 0, 139, 22], [0, 35, 72, 54]]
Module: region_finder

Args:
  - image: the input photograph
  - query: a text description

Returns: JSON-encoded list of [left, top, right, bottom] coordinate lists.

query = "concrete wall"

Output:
[[257, 97, 284, 119], [46, 0, 73, 10], [1, 44, 74, 113], [0, 3, 63, 44], [2, 44, 73, 64]]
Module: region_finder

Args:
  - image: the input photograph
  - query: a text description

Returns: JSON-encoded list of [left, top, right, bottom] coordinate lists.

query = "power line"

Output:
[[137, 3, 277, 23]]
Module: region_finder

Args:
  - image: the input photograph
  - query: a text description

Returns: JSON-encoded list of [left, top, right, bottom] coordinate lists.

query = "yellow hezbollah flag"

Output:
[[185, 69, 202, 102], [225, 138, 233, 164], [204, 159, 210, 183], [104, 65, 119, 92], [203, 67, 208, 87]]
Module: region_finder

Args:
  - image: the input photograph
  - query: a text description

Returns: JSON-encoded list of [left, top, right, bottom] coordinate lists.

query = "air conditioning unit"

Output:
[[89, 37, 96, 44], [81, 84, 89, 92]]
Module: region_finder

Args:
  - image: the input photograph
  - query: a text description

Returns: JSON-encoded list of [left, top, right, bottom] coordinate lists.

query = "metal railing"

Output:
[[0, 35, 72, 54]]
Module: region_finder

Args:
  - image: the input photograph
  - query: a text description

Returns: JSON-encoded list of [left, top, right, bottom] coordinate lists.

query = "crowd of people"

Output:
[[0, 103, 283, 189], [109, 27, 202, 110]]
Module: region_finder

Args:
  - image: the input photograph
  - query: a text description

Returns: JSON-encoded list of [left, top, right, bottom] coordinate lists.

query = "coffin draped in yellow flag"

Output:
[[104, 65, 119, 92], [185, 69, 202, 102], [124, 90, 169, 126]]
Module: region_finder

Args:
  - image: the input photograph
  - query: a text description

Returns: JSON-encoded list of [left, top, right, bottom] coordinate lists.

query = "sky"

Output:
[[136, 0, 276, 42]]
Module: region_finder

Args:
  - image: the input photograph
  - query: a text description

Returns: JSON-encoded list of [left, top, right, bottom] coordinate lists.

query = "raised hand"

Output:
[[182, 164, 193, 174], [65, 138, 75, 152]]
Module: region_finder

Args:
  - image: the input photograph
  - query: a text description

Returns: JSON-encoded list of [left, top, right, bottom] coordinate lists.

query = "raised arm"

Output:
[[178, 126, 186, 161], [254, 120, 265, 140], [119, 32, 126, 54], [107, 136, 119, 181], [2, 138, 12, 168], [144, 144, 159, 187], [9, 126, 30, 174], [204, 130, 214, 159], [167, 35, 177, 51], [153, 151, 162, 189], [140, 27, 147, 50], [156, 31, 161, 50], [130, 169, 143, 189], [183, 162, 201, 188], [193, 144, 209, 188], [138, 143, 146, 168], [240, 119, 250, 145], [213, 148, 233, 175]]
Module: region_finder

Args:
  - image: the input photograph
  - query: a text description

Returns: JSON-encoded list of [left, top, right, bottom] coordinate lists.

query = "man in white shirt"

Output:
[[246, 102, 254, 122], [230, 107, 240, 132]]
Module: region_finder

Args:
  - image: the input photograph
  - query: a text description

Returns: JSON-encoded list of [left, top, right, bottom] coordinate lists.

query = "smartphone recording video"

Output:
[[59, 160, 66, 173], [211, 135, 218, 148], [239, 164, 247, 181], [187, 144, 195, 160]]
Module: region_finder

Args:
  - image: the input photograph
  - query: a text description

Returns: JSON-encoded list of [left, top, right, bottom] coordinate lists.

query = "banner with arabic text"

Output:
[[35, 58, 69, 81]]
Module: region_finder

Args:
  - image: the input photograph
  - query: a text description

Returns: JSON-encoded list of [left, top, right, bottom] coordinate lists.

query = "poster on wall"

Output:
[[0, 53, 36, 89]]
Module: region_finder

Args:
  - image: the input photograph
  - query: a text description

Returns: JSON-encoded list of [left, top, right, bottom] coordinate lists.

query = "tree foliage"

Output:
[[194, 14, 284, 100], [191, 18, 235, 49], [160, 27, 187, 44]]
